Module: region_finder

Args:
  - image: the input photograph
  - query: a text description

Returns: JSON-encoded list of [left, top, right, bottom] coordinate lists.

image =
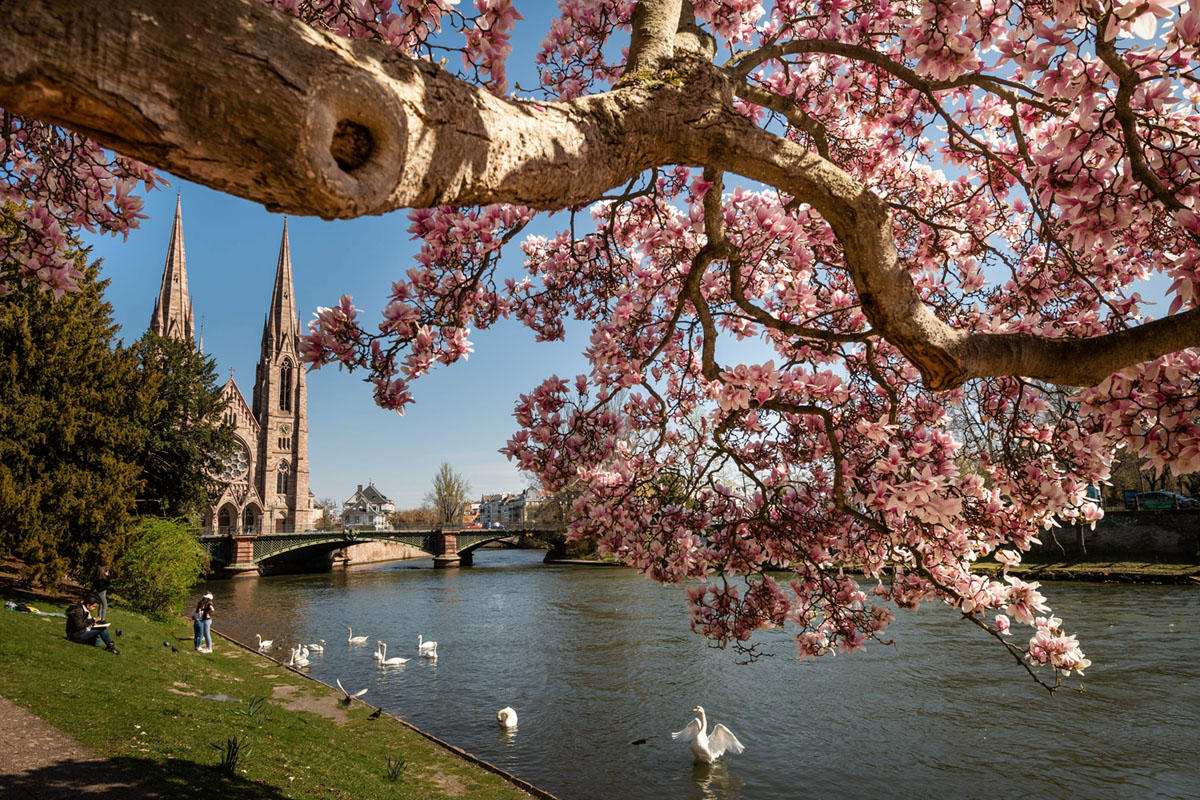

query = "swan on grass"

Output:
[[376, 641, 409, 666], [255, 634, 274, 651], [347, 627, 369, 644], [417, 634, 438, 657], [336, 678, 368, 706], [672, 706, 745, 764], [496, 707, 518, 728]]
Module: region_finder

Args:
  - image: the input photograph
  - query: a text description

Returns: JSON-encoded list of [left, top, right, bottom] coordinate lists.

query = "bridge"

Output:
[[199, 524, 565, 575]]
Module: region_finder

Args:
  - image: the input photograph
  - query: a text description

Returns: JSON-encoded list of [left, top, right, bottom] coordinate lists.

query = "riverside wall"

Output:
[[1031, 509, 1200, 559]]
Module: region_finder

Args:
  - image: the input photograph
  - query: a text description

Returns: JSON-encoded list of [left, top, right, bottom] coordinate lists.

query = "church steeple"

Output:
[[149, 194, 195, 342], [261, 218, 299, 357], [251, 217, 311, 534]]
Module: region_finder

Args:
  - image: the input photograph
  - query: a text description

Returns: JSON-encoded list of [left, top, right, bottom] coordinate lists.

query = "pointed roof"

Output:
[[261, 218, 299, 356], [149, 194, 195, 342]]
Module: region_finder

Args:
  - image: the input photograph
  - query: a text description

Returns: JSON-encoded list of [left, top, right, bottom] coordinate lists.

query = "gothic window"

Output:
[[280, 362, 293, 411], [277, 462, 290, 495]]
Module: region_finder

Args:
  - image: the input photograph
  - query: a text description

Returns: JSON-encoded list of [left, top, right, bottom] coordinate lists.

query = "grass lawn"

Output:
[[975, 557, 1200, 582], [0, 597, 537, 800]]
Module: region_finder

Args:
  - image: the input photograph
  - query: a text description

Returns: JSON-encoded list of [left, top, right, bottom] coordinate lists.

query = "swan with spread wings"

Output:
[[672, 706, 745, 764]]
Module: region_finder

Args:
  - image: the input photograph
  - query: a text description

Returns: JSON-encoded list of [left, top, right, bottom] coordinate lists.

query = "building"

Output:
[[500, 487, 546, 524], [150, 196, 315, 535], [341, 483, 395, 530]]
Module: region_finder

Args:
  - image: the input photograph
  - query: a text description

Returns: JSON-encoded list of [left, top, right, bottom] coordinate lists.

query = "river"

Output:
[[203, 550, 1200, 800]]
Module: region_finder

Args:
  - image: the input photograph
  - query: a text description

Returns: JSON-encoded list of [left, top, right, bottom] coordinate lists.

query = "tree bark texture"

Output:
[[1, 0, 1196, 390]]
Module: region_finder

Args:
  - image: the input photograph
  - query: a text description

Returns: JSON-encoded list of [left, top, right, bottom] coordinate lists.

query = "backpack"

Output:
[[193, 606, 205, 621]]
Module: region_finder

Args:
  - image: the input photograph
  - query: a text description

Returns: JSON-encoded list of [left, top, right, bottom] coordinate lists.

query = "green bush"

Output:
[[112, 517, 209, 619]]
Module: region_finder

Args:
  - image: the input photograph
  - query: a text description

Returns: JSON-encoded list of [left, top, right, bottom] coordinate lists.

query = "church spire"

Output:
[[261, 217, 298, 356], [149, 194, 195, 342]]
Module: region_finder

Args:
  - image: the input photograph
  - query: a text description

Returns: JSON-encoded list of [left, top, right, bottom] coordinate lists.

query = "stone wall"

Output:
[[334, 540, 428, 566], [1030, 510, 1200, 558]]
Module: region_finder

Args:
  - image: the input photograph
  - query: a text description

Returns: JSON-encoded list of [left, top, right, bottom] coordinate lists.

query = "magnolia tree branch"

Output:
[[1, 0, 1196, 390]]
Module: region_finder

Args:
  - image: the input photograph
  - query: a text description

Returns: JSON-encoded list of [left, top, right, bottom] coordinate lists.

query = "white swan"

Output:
[[496, 707, 518, 728], [288, 645, 310, 668], [417, 634, 438, 657], [347, 627, 369, 644], [377, 641, 409, 666], [672, 706, 745, 764], [372, 641, 385, 662], [335, 678, 368, 706], [307, 639, 325, 652], [255, 634, 274, 651]]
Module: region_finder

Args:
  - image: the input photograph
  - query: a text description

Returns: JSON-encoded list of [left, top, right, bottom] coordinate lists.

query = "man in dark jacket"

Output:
[[65, 596, 118, 654]]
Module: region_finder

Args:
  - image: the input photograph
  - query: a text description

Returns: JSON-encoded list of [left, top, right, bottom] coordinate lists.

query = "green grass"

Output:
[[0, 597, 534, 799], [975, 557, 1200, 581]]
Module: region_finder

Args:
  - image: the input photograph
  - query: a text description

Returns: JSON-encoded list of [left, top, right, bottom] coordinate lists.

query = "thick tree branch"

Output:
[[1, 0, 1196, 389], [0, 0, 715, 219]]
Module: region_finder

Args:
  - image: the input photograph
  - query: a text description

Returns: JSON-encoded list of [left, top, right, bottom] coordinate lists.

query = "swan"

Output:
[[372, 641, 384, 662], [417, 634, 438, 657], [288, 645, 310, 668], [377, 641, 409, 666], [496, 707, 518, 728], [255, 634, 274, 651], [307, 639, 325, 652], [672, 706, 745, 764], [336, 678, 368, 706], [347, 627, 369, 644]]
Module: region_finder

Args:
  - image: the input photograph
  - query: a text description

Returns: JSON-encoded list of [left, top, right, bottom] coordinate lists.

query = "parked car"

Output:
[[1136, 491, 1200, 510], [487, 522, 505, 529]]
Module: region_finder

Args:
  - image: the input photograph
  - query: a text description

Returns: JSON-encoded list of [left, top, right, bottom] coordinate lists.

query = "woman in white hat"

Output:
[[193, 592, 215, 653]]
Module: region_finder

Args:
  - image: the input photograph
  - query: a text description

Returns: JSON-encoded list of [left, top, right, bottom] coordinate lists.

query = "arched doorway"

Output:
[[242, 506, 259, 535], [217, 504, 236, 535]]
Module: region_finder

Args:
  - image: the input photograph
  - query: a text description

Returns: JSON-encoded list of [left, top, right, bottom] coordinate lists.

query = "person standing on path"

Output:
[[193, 593, 214, 653], [92, 565, 110, 622]]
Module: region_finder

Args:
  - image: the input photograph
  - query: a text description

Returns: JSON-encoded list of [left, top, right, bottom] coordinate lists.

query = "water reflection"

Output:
[[692, 761, 745, 800], [204, 551, 1200, 800]]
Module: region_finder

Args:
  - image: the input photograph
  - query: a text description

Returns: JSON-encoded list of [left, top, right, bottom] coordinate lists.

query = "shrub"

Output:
[[112, 517, 209, 619]]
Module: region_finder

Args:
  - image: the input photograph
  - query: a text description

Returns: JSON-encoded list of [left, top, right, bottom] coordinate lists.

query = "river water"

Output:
[[203, 550, 1200, 800]]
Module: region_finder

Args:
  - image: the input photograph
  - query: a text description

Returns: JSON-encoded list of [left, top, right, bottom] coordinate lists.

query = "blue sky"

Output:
[[86, 182, 590, 510]]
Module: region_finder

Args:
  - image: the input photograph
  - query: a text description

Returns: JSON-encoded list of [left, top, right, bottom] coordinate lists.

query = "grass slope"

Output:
[[0, 598, 534, 800]]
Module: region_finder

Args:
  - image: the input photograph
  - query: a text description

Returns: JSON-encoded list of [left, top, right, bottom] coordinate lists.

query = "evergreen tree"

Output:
[[0, 237, 147, 585], [129, 332, 234, 519]]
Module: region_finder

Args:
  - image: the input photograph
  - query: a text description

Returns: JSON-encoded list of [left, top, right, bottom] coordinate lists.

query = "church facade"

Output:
[[150, 197, 315, 535]]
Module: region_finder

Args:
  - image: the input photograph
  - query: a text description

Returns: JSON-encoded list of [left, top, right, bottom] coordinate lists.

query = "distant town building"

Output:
[[152, 196, 315, 535], [501, 488, 547, 524], [478, 493, 504, 526], [342, 483, 395, 530]]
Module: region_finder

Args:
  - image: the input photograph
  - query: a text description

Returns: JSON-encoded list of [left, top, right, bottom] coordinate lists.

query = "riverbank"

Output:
[[0, 593, 551, 800], [546, 554, 1200, 583]]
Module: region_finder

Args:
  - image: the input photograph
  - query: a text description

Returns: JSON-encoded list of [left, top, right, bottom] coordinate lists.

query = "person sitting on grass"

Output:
[[65, 595, 118, 654]]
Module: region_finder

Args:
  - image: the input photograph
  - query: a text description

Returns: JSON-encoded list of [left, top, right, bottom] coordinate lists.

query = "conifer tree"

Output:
[[0, 227, 146, 585], [129, 333, 235, 519]]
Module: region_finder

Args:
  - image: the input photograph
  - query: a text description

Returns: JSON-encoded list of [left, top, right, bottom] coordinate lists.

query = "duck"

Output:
[[671, 705, 744, 764], [347, 627, 369, 644], [496, 707, 518, 728], [335, 678, 367, 706], [255, 634, 274, 651], [377, 641, 409, 666], [417, 634, 438, 657]]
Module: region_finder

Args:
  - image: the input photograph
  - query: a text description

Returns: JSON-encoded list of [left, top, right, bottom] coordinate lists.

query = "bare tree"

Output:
[[314, 496, 338, 530], [424, 463, 470, 526]]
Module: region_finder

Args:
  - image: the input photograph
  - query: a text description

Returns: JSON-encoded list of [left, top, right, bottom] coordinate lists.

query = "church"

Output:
[[149, 196, 315, 535]]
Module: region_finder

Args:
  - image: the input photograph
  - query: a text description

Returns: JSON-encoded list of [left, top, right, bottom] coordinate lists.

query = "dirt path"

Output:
[[0, 694, 164, 800]]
